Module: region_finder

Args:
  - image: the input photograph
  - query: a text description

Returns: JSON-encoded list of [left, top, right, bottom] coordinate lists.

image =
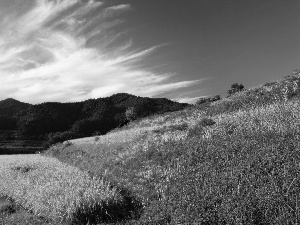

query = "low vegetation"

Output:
[[0, 154, 141, 224], [1, 70, 300, 224]]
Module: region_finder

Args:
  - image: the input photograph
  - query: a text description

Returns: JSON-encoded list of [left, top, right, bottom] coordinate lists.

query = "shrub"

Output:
[[211, 95, 221, 101], [196, 97, 211, 105], [293, 69, 300, 75], [263, 81, 277, 87], [224, 123, 237, 135], [63, 140, 73, 147], [47, 131, 79, 145], [187, 118, 215, 137], [42, 141, 51, 150], [196, 95, 221, 105], [93, 131, 102, 136], [125, 107, 138, 121], [198, 118, 216, 127], [168, 123, 189, 131], [187, 125, 204, 137], [152, 127, 167, 134], [227, 83, 245, 96]]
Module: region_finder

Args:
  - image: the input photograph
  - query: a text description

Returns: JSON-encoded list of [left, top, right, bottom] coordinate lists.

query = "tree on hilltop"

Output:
[[227, 83, 244, 96], [293, 69, 300, 75], [196, 95, 221, 105]]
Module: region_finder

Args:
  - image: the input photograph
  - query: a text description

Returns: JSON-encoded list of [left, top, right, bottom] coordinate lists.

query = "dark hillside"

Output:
[[0, 98, 31, 130], [9, 94, 189, 144], [0, 98, 31, 117], [17, 102, 84, 137], [109, 93, 187, 115]]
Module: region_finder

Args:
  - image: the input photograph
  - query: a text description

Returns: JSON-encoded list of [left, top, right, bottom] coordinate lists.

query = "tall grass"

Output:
[[44, 73, 300, 224], [204, 73, 300, 116], [157, 100, 300, 224], [0, 154, 136, 224]]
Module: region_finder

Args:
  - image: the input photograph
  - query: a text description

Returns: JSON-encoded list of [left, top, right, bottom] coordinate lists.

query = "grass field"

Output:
[[1, 72, 300, 224], [0, 130, 44, 155], [0, 154, 139, 224]]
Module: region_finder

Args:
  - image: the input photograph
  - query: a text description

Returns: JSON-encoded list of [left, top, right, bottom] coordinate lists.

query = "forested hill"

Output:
[[0, 93, 189, 143], [0, 98, 31, 117], [0, 98, 31, 130]]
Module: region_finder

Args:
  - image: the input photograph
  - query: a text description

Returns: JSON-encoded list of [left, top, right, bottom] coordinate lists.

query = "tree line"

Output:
[[0, 93, 189, 146]]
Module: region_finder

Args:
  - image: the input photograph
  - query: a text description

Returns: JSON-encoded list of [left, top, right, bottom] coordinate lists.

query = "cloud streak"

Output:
[[0, 0, 201, 103]]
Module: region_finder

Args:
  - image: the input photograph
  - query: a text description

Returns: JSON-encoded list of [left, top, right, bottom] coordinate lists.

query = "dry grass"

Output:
[[0, 154, 128, 224], [4, 72, 300, 224]]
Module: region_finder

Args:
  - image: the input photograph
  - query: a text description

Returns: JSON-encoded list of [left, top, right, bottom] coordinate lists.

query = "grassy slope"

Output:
[[0, 154, 134, 225], [0, 195, 59, 225], [42, 72, 300, 224]]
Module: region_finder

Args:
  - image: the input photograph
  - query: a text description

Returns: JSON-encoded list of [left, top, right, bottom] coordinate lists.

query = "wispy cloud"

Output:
[[0, 0, 201, 103]]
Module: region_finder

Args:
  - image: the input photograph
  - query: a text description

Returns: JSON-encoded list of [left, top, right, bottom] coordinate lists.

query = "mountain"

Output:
[[0, 98, 31, 117], [0, 94, 189, 143], [0, 98, 31, 130]]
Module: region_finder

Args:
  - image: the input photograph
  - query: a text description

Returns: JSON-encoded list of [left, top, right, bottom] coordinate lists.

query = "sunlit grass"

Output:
[[44, 73, 300, 223], [160, 99, 300, 224], [0, 154, 126, 224]]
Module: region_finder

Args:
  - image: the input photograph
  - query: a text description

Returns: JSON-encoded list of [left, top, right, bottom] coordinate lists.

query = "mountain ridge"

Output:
[[0, 98, 31, 117], [0, 93, 190, 145]]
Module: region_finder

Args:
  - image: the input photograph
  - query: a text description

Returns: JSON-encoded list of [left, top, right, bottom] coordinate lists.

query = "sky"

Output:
[[0, 0, 299, 104]]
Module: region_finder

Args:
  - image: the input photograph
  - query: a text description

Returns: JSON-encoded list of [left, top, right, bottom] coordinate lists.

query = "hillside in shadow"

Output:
[[0, 93, 189, 151]]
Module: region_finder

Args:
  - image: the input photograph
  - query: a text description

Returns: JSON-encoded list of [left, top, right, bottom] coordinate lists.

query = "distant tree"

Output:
[[125, 107, 138, 121], [211, 95, 221, 101], [196, 97, 211, 105], [118, 119, 130, 128], [227, 83, 245, 96], [47, 131, 78, 145], [293, 69, 300, 75], [196, 95, 221, 105]]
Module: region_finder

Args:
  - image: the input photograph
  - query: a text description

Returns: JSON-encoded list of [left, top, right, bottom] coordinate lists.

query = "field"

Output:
[[0, 130, 43, 155], [1, 72, 300, 224], [0, 154, 135, 225]]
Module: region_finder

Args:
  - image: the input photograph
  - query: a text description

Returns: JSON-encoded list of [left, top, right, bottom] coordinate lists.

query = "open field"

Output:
[[0, 130, 44, 155]]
